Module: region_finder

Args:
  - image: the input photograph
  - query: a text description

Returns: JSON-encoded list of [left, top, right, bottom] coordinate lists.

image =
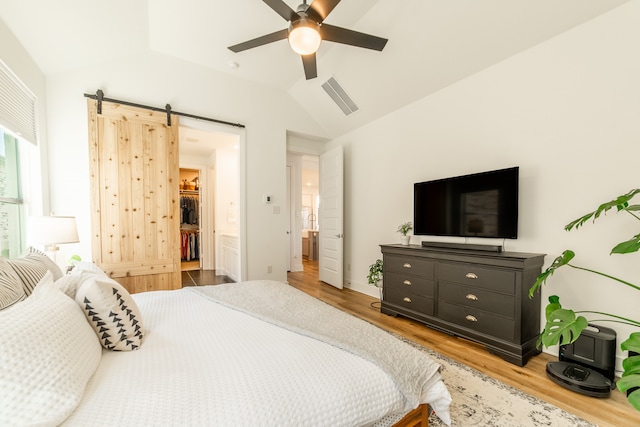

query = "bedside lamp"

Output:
[[27, 216, 79, 261]]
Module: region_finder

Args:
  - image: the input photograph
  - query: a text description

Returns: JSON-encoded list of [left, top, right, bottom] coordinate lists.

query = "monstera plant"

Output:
[[529, 188, 640, 411]]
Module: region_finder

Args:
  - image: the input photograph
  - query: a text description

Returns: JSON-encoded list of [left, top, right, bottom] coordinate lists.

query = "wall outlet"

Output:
[[267, 265, 272, 274]]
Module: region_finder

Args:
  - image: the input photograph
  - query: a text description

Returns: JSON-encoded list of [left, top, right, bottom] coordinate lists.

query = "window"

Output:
[[0, 127, 24, 257], [0, 59, 41, 258]]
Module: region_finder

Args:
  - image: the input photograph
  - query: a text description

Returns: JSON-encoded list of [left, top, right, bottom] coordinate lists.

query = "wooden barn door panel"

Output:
[[87, 99, 181, 293]]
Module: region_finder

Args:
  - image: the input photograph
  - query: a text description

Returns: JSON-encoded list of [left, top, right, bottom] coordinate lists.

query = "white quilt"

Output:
[[63, 285, 450, 426]]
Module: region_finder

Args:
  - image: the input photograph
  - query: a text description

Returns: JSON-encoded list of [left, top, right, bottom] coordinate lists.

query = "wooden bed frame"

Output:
[[394, 403, 429, 427]]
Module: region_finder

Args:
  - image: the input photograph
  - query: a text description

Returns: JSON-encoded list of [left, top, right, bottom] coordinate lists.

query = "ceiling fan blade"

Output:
[[307, 0, 341, 22], [301, 53, 317, 80], [320, 23, 388, 51], [228, 28, 289, 52], [263, 0, 298, 21]]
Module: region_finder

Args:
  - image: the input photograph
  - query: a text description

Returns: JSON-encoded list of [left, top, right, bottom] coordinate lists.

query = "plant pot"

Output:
[[400, 235, 410, 245]]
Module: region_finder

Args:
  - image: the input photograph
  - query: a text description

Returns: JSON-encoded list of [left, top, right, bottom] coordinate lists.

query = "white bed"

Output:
[[0, 255, 451, 427]]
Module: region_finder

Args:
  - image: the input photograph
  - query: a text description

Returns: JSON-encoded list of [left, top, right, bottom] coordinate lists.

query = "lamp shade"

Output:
[[28, 216, 79, 245], [288, 19, 321, 55]]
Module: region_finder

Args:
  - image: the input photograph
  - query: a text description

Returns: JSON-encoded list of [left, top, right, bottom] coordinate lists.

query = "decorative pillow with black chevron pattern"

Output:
[[75, 276, 145, 351]]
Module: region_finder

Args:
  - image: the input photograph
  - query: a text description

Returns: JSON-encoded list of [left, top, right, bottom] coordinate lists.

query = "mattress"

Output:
[[63, 282, 451, 426]]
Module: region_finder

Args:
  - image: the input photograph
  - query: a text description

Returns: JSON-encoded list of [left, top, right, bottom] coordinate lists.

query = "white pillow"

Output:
[[56, 263, 109, 299], [0, 272, 102, 426], [71, 261, 108, 277], [75, 275, 145, 351], [56, 271, 104, 300]]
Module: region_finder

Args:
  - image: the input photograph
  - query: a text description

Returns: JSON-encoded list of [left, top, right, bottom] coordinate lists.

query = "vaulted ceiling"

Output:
[[0, 0, 629, 138]]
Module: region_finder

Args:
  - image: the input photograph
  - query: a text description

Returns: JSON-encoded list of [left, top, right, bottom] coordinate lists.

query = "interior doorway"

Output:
[[286, 152, 319, 281], [301, 155, 319, 277], [286, 131, 330, 285], [179, 117, 244, 285]]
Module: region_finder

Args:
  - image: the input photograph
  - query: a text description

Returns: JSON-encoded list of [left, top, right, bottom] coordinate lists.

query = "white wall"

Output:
[[37, 51, 327, 282], [333, 2, 640, 368]]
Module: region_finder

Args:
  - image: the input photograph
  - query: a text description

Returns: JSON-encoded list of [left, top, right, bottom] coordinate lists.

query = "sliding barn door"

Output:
[[87, 99, 181, 293]]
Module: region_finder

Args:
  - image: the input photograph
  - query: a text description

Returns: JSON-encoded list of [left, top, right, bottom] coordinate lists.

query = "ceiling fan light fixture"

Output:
[[288, 19, 322, 55]]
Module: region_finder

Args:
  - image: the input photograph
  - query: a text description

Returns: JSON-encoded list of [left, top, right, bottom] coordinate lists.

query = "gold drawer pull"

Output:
[[403, 280, 412, 286], [465, 294, 478, 301], [465, 273, 478, 279], [403, 263, 412, 268], [403, 297, 412, 303], [465, 314, 478, 322]]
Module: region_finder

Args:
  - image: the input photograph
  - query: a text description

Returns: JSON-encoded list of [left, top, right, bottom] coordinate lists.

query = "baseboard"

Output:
[[345, 279, 379, 299]]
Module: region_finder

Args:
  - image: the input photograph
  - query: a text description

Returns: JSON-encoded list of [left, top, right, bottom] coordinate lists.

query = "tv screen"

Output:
[[414, 167, 519, 239]]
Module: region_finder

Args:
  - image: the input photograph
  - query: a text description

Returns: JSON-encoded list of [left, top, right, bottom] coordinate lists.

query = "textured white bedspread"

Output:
[[63, 284, 450, 426]]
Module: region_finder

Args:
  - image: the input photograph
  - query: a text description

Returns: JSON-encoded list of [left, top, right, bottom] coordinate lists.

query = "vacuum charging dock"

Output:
[[545, 324, 616, 398]]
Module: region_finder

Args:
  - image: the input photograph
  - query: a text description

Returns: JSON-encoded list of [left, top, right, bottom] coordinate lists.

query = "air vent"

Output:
[[321, 77, 359, 116]]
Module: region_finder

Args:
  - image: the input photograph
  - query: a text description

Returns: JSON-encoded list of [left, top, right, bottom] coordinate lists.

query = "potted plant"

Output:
[[529, 188, 640, 411], [397, 221, 413, 245], [367, 259, 384, 306]]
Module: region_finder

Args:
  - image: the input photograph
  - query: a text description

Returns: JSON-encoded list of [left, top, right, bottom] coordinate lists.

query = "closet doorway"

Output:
[[179, 118, 243, 285]]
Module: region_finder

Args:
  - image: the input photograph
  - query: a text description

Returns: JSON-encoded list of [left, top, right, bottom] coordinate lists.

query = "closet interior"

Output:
[[180, 168, 200, 271]]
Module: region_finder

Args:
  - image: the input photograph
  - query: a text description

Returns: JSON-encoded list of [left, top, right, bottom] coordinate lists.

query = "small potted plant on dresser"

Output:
[[367, 259, 383, 308], [397, 221, 413, 245]]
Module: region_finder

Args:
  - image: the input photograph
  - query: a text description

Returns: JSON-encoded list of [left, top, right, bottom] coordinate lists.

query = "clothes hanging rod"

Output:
[[84, 90, 245, 129]]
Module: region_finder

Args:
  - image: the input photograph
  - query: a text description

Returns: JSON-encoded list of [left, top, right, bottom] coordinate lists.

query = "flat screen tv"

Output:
[[413, 167, 519, 239]]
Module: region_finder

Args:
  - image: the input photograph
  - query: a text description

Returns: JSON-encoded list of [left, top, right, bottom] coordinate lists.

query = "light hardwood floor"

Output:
[[287, 260, 640, 427]]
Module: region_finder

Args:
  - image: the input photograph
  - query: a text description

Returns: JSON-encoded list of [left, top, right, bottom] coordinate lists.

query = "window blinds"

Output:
[[0, 59, 37, 145]]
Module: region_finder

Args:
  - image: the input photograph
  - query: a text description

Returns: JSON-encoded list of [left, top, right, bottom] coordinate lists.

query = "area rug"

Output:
[[414, 344, 596, 426]]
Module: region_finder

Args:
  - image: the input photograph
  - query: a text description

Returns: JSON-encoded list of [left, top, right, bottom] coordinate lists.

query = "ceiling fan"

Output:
[[228, 0, 388, 80]]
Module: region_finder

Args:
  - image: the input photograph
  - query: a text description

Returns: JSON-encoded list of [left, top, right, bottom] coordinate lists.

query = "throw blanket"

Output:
[[190, 280, 448, 416]]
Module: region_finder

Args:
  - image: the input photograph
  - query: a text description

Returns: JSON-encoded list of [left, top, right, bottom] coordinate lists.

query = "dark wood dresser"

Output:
[[380, 244, 545, 366]]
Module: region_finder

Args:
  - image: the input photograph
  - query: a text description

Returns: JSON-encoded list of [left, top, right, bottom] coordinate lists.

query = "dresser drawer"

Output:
[[438, 301, 515, 342], [384, 272, 435, 297], [438, 283, 515, 318], [385, 287, 434, 316], [439, 262, 515, 293], [385, 255, 435, 277]]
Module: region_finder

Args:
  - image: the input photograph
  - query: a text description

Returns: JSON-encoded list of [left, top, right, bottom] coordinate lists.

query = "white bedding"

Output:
[[63, 284, 451, 426]]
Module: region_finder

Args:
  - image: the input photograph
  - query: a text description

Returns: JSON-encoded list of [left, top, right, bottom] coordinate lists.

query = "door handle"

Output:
[[335, 234, 343, 238]]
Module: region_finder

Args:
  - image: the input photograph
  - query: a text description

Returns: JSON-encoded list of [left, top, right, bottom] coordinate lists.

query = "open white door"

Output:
[[318, 145, 344, 289]]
